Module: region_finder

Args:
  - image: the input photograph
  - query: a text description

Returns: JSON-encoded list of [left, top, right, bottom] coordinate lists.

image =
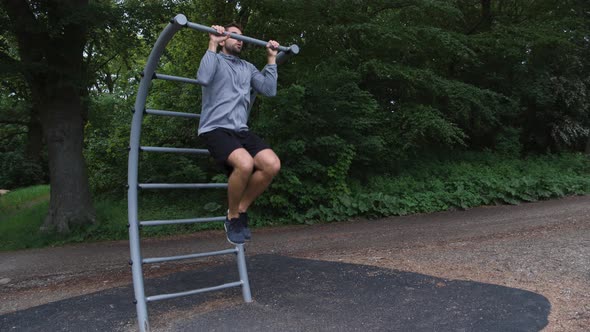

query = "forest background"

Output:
[[1, 0, 589, 249]]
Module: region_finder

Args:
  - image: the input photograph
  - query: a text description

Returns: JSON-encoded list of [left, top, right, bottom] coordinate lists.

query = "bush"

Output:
[[260, 152, 590, 224], [0, 152, 44, 189]]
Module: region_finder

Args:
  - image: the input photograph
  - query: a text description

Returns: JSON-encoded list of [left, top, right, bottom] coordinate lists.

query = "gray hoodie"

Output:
[[196, 50, 277, 135]]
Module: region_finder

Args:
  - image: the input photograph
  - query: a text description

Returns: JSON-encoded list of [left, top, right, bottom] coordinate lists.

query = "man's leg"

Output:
[[226, 148, 254, 219], [238, 149, 281, 213]]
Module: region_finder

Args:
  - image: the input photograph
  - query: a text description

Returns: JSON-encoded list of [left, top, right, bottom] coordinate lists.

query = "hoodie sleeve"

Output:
[[250, 64, 277, 97], [196, 51, 219, 86]]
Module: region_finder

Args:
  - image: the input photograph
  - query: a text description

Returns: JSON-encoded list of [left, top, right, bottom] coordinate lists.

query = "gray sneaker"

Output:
[[224, 216, 245, 244], [239, 212, 251, 241]]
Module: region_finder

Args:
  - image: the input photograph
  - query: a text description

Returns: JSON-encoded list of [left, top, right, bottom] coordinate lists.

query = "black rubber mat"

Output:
[[0, 254, 550, 331]]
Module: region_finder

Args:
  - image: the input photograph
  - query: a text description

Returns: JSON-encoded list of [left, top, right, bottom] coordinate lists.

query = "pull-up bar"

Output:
[[172, 14, 300, 58]]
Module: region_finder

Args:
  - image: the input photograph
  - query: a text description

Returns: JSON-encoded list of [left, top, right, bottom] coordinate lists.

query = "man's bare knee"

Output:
[[228, 149, 254, 175], [254, 150, 281, 178], [236, 159, 254, 175], [267, 157, 281, 177]]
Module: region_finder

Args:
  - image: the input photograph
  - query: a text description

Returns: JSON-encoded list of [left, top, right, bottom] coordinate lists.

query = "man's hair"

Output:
[[224, 22, 243, 33]]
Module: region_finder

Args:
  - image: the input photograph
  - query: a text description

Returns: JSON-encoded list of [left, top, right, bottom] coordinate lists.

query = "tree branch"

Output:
[[94, 52, 120, 72], [1, 0, 44, 63]]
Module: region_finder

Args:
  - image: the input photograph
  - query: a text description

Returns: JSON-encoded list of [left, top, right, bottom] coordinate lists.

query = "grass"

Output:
[[0, 185, 51, 249], [0, 185, 49, 214], [0, 188, 227, 251]]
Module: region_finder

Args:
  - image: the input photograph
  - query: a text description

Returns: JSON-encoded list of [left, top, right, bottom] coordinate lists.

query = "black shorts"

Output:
[[200, 128, 270, 173]]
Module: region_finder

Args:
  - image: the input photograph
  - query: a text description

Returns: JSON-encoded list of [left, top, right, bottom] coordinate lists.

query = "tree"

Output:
[[0, 5, 45, 186], [1, 0, 95, 233]]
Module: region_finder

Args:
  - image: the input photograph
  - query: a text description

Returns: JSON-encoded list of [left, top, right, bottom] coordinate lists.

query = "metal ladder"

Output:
[[127, 14, 299, 332]]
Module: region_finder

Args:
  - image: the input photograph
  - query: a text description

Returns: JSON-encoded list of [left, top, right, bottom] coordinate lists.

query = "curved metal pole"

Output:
[[127, 13, 188, 332]]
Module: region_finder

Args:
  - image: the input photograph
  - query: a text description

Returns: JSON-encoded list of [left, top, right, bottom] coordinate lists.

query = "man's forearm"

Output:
[[208, 40, 218, 52], [267, 55, 276, 65]]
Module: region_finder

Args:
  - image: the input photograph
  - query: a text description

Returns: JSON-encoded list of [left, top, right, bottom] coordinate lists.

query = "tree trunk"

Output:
[[468, 0, 493, 34], [585, 135, 590, 155], [39, 91, 95, 233], [25, 104, 43, 163], [481, 0, 492, 30], [2, 0, 95, 233]]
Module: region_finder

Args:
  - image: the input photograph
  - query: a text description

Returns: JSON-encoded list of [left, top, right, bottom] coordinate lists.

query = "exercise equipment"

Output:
[[127, 14, 299, 332]]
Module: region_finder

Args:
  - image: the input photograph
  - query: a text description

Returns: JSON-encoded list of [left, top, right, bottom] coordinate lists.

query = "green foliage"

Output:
[[84, 94, 133, 195], [0, 151, 44, 189], [297, 153, 590, 223], [384, 104, 467, 157], [495, 127, 523, 156]]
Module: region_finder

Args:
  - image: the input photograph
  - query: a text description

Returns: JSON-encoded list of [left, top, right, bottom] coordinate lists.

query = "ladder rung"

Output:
[[140, 146, 210, 155], [145, 109, 200, 118], [154, 73, 202, 85], [140, 216, 225, 227], [143, 248, 237, 264], [147, 281, 243, 302], [138, 183, 228, 189]]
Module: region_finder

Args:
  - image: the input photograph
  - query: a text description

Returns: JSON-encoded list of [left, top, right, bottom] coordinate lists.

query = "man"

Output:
[[196, 23, 281, 245]]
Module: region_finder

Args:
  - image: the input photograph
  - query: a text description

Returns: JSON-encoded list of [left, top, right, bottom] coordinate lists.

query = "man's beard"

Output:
[[224, 44, 241, 56]]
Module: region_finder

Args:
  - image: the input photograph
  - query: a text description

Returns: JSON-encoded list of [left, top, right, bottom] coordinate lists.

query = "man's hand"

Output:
[[266, 40, 279, 64], [208, 25, 228, 51]]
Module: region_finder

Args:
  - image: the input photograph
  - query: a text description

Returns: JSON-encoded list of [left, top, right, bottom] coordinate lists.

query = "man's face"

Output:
[[221, 26, 243, 56]]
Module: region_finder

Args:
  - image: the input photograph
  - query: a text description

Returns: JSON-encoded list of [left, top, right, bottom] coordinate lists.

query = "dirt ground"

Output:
[[1, 195, 589, 331]]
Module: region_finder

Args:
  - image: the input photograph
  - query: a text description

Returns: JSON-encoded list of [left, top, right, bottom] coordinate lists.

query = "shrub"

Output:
[[0, 152, 44, 189]]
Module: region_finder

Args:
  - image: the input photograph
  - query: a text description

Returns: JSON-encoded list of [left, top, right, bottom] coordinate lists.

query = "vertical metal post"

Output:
[[128, 14, 188, 332], [236, 244, 252, 302]]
